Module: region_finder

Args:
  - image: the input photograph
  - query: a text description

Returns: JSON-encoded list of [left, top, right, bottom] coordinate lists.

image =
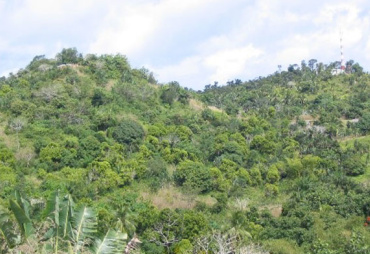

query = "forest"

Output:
[[0, 48, 369, 254]]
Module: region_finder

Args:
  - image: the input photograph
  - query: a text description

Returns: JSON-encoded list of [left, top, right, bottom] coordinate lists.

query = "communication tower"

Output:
[[331, 30, 346, 75], [340, 30, 345, 71]]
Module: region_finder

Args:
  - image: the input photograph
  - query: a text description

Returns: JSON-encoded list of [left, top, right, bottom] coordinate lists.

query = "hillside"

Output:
[[0, 48, 369, 253]]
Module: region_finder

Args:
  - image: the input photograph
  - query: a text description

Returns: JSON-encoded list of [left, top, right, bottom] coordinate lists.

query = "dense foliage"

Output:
[[0, 50, 369, 253]]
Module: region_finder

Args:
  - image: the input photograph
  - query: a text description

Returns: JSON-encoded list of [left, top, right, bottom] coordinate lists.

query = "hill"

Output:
[[0, 48, 369, 253]]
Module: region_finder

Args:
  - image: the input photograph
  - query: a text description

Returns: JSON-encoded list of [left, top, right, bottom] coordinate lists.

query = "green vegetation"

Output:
[[0, 51, 369, 253]]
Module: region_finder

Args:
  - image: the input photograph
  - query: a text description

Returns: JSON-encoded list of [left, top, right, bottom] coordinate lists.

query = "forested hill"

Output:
[[0, 48, 369, 253]]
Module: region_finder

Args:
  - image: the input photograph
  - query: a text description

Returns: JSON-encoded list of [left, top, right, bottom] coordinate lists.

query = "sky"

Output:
[[0, 0, 369, 90]]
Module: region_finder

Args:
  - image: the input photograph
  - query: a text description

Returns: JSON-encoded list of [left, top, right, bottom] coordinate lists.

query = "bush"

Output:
[[265, 183, 279, 197], [250, 166, 263, 186], [342, 156, 365, 176], [173, 160, 212, 193], [267, 165, 280, 183], [113, 119, 145, 146]]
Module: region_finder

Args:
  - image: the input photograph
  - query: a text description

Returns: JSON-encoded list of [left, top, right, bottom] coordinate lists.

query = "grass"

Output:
[[0, 125, 17, 151], [339, 135, 370, 148], [140, 184, 216, 210], [189, 99, 204, 111], [352, 166, 370, 187]]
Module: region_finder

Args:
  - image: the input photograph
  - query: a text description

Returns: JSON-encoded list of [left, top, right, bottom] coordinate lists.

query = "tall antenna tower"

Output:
[[340, 30, 345, 71]]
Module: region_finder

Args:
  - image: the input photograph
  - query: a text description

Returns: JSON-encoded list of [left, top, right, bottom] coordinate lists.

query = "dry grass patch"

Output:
[[189, 99, 204, 111], [15, 147, 36, 167], [299, 114, 317, 121], [260, 204, 283, 218], [141, 185, 216, 210], [148, 83, 159, 89], [105, 79, 115, 91], [208, 105, 224, 113], [25, 175, 43, 189], [141, 185, 195, 209], [0, 121, 16, 150], [197, 195, 217, 207]]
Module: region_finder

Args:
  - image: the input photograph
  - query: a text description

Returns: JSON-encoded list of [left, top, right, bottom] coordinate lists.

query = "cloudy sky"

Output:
[[1, 0, 369, 90]]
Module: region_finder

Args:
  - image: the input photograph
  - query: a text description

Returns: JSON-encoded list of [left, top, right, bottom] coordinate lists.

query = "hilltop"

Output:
[[0, 48, 369, 253]]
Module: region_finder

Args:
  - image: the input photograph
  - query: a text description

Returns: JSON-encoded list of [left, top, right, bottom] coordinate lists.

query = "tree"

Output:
[[250, 167, 263, 186], [308, 59, 318, 71], [194, 228, 258, 254], [113, 120, 145, 149], [357, 113, 370, 134], [286, 157, 303, 178], [266, 165, 280, 184], [250, 135, 276, 155], [36, 84, 63, 102], [0, 165, 17, 197], [9, 117, 27, 151], [87, 161, 122, 194], [182, 211, 208, 240], [145, 157, 169, 191], [160, 82, 180, 105], [148, 209, 180, 254], [56, 48, 82, 64], [342, 155, 365, 176], [174, 239, 193, 254], [173, 160, 212, 193]]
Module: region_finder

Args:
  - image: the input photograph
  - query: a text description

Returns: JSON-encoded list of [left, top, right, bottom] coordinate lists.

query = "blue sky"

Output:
[[1, 0, 369, 90]]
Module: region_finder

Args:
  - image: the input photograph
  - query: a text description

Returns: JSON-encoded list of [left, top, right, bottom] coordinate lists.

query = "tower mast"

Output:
[[340, 30, 345, 71]]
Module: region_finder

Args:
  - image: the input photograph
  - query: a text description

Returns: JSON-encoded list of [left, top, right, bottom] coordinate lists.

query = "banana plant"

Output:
[[71, 206, 98, 253], [0, 206, 21, 250], [1, 190, 139, 254], [9, 190, 35, 241], [42, 190, 74, 253], [93, 229, 128, 254]]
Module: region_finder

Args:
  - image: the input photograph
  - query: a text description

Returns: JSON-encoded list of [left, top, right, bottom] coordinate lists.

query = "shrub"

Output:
[[173, 160, 212, 193], [265, 183, 279, 197], [113, 119, 145, 146]]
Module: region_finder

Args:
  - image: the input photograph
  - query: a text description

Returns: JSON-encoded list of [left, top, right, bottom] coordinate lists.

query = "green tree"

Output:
[[113, 120, 145, 149], [266, 165, 280, 184], [250, 135, 276, 155], [250, 166, 263, 186], [357, 113, 370, 134], [87, 161, 122, 195], [182, 211, 208, 240], [56, 48, 82, 64], [173, 160, 212, 193]]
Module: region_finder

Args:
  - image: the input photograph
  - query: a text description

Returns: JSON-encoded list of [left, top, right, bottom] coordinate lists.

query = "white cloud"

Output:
[[0, 0, 369, 89], [151, 56, 205, 87], [151, 44, 264, 89], [89, 2, 159, 55], [10, 0, 99, 25], [204, 45, 264, 83], [89, 0, 218, 55], [1, 67, 19, 77], [142, 0, 370, 88], [366, 36, 370, 60], [275, 47, 311, 66]]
